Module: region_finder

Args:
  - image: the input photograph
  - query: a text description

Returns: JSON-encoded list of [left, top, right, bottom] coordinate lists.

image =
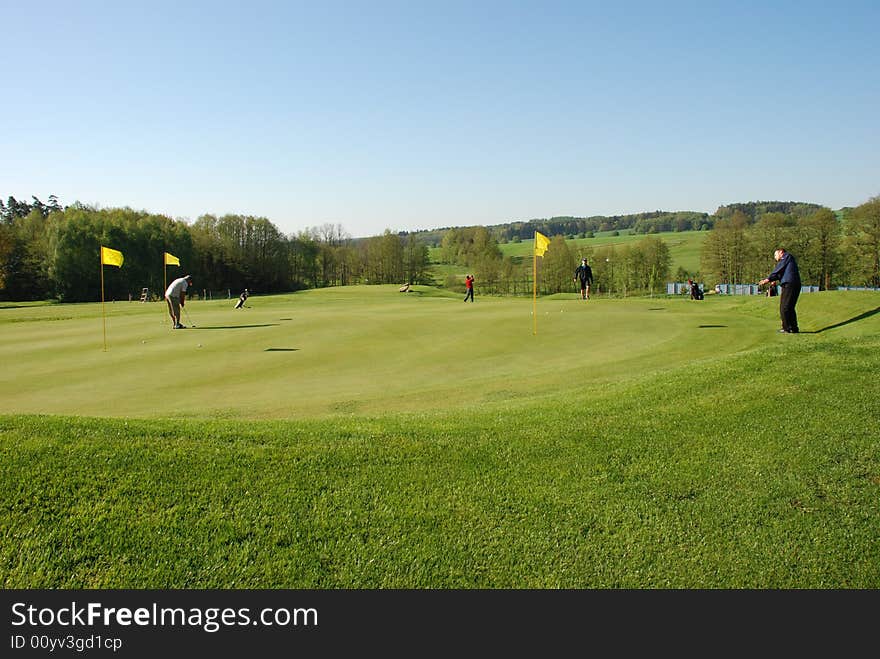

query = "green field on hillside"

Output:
[[498, 230, 707, 273], [1, 289, 878, 588], [429, 230, 707, 283]]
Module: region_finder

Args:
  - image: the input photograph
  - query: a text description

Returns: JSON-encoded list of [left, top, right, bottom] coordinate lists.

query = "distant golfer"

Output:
[[165, 274, 192, 329], [574, 258, 593, 299], [463, 275, 474, 302], [759, 248, 801, 333], [234, 288, 249, 309]]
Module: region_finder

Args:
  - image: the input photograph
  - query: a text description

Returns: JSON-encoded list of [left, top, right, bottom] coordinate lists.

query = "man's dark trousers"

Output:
[[780, 283, 800, 332]]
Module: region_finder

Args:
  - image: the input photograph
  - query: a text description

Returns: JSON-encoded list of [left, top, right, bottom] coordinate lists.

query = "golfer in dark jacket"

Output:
[[574, 259, 593, 299], [759, 248, 801, 333]]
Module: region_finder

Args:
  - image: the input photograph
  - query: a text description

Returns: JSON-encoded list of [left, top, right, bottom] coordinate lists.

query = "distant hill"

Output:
[[400, 200, 829, 247]]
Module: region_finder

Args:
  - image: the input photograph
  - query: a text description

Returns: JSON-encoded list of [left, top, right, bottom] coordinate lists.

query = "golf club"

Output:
[[183, 305, 196, 328]]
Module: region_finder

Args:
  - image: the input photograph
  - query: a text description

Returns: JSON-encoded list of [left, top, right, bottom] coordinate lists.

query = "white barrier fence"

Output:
[[666, 282, 832, 295]]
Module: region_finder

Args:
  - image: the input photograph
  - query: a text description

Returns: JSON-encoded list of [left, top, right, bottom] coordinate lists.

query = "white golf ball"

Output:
[[197, 343, 202, 348]]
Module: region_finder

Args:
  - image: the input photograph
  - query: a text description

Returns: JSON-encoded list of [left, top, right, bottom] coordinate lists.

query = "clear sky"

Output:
[[3, 0, 878, 238]]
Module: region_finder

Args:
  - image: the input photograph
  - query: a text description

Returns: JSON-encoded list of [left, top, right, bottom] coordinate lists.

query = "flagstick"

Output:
[[533, 235, 538, 336], [100, 255, 107, 351]]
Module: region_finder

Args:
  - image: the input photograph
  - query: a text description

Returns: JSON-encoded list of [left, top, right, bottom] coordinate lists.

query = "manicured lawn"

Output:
[[1, 290, 878, 587]]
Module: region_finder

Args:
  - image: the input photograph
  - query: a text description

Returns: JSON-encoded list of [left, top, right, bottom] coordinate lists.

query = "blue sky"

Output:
[[3, 0, 878, 237]]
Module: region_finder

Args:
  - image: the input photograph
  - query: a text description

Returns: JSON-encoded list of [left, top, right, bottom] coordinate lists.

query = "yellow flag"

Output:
[[164, 252, 180, 266], [534, 231, 550, 257], [100, 246, 124, 268]]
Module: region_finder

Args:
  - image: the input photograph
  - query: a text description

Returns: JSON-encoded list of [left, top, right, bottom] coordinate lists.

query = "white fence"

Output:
[[666, 282, 826, 295]]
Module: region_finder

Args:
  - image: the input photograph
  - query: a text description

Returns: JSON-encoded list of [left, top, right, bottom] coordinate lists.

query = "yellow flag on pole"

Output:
[[532, 231, 551, 335], [99, 246, 123, 351], [164, 252, 180, 266], [534, 231, 550, 257], [100, 246, 124, 267]]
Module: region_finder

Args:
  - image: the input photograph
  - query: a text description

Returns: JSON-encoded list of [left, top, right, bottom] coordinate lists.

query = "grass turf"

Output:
[[1, 290, 878, 587]]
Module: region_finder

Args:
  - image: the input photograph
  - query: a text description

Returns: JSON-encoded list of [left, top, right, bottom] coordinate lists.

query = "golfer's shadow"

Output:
[[806, 306, 880, 333], [191, 324, 280, 330]]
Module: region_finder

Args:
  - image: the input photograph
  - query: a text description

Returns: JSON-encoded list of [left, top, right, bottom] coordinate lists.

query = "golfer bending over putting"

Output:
[[165, 274, 193, 329]]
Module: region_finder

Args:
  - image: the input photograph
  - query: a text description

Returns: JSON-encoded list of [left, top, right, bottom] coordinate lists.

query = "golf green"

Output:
[[1, 287, 874, 419]]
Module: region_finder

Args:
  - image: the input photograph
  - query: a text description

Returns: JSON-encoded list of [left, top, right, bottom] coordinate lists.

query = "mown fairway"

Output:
[[1, 289, 879, 587]]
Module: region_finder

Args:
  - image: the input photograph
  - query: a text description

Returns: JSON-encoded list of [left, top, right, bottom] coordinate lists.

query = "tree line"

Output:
[[496, 211, 711, 242], [698, 197, 880, 289], [0, 197, 430, 302], [423, 197, 880, 295], [404, 202, 830, 248], [409, 210, 714, 247], [3, 193, 877, 302]]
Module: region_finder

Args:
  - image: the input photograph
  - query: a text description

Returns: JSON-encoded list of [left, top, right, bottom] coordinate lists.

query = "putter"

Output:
[[183, 306, 196, 328]]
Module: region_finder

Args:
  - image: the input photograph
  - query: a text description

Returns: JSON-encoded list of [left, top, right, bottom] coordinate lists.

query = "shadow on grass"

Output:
[[264, 348, 298, 352], [698, 324, 727, 328], [190, 324, 280, 330], [806, 306, 880, 333]]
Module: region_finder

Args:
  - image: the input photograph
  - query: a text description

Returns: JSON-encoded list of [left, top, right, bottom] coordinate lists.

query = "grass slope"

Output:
[[497, 230, 708, 273], [1, 291, 878, 587]]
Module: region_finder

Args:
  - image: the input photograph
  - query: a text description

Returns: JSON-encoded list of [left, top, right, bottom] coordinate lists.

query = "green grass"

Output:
[[497, 230, 707, 273], [1, 285, 786, 419], [1, 290, 879, 587]]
